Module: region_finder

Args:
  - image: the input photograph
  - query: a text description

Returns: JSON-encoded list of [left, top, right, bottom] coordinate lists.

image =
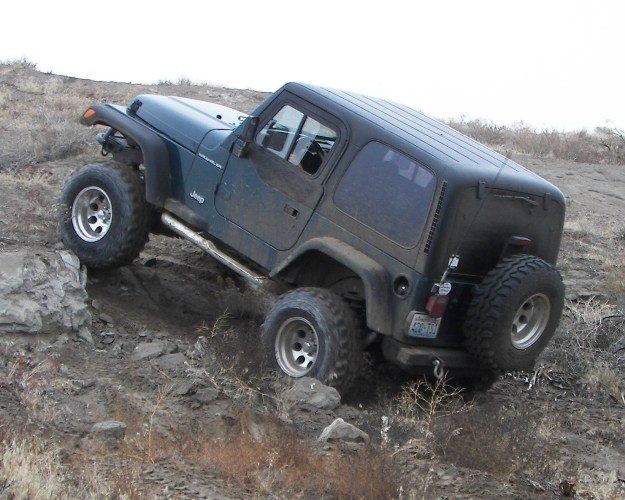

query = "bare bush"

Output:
[[448, 118, 625, 165], [596, 127, 625, 164], [549, 299, 625, 399], [394, 375, 469, 436], [430, 404, 553, 476]]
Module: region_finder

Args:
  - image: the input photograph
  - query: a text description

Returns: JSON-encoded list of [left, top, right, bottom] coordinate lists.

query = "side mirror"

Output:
[[232, 116, 258, 158], [238, 115, 258, 143]]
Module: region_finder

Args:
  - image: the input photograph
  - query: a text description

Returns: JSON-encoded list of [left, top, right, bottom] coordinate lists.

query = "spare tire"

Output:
[[463, 255, 564, 372]]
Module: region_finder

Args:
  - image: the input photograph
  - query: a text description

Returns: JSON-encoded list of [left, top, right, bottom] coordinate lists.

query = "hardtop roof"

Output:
[[285, 82, 526, 174]]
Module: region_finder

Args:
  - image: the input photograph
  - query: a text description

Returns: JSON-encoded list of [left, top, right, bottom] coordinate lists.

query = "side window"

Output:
[[255, 105, 337, 175], [334, 142, 436, 247]]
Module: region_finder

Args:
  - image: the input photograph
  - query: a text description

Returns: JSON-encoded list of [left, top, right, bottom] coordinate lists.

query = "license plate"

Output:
[[408, 313, 441, 339]]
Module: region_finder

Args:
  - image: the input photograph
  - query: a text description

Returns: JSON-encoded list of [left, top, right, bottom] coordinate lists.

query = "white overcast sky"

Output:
[[1, 0, 623, 131]]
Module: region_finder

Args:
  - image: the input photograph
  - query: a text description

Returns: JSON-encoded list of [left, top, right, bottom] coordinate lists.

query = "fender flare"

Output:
[[270, 237, 393, 334], [80, 104, 171, 206]]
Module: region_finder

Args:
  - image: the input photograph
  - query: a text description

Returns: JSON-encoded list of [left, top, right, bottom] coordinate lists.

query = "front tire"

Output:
[[463, 255, 565, 372], [261, 287, 361, 394], [59, 163, 150, 268]]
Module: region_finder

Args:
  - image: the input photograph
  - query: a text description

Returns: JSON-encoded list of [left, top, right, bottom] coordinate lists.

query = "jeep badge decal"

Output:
[[190, 190, 205, 204]]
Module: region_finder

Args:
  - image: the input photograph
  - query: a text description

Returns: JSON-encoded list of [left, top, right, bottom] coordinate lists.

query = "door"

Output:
[[216, 102, 338, 250]]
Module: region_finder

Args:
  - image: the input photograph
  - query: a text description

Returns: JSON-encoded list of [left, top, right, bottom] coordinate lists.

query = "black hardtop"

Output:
[[282, 83, 559, 193], [284, 82, 510, 167]]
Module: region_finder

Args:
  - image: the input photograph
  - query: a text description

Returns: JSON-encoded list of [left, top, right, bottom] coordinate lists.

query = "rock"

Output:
[[152, 352, 187, 373], [0, 250, 91, 335], [336, 405, 361, 420], [318, 418, 369, 444], [54, 333, 70, 347], [186, 336, 207, 359], [98, 312, 114, 325], [282, 377, 341, 410], [130, 341, 167, 361], [90, 420, 127, 439], [169, 381, 196, 396], [195, 387, 220, 404], [77, 326, 93, 344], [100, 331, 115, 344], [109, 343, 125, 358]]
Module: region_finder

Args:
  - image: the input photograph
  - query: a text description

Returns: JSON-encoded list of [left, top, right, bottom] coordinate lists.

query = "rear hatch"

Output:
[[425, 163, 566, 280]]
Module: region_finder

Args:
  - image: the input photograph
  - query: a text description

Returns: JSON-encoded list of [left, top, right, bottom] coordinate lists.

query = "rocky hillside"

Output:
[[1, 61, 624, 499]]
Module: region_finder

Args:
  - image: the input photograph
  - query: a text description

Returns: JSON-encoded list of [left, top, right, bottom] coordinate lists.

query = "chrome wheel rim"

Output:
[[275, 317, 319, 377], [511, 293, 551, 349], [71, 186, 112, 242]]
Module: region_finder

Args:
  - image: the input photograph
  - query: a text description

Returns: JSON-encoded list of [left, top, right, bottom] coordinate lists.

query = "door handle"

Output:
[[284, 204, 299, 217]]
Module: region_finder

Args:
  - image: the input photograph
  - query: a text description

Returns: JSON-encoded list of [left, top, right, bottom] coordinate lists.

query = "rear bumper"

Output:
[[382, 336, 479, 373]]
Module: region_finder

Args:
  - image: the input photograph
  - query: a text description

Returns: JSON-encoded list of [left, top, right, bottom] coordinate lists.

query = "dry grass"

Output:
[[2, 59, 623, 174], [601, 241, 625, 309], [0, 60, 94, 169], [448, 117, 625, 164], [0, 434, 69, 499], [430, 404, 554, 476], [0, 59, 266, 171], [0, 345, 71, 421], [186, 429, 399, 499], [549, 299, 625, 400]]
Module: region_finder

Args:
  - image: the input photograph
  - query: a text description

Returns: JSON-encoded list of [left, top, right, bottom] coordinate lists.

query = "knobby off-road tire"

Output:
[[463, 254, 565, 372], [59, 163, 150, 268], [261, 287, 362, 394]]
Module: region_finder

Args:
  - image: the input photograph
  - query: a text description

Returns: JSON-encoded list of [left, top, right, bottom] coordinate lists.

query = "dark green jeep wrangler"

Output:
[[60, 83, 566, 393]]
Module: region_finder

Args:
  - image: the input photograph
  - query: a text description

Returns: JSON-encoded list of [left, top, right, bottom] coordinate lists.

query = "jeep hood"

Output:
[[129, 94, 247, 153]]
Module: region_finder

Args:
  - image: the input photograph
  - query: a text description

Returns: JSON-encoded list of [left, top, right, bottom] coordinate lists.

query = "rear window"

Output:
[[334, 142, 436, 247]]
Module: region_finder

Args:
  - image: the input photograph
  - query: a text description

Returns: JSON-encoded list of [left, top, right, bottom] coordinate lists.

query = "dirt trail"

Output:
[[0, 66, 624, 498]]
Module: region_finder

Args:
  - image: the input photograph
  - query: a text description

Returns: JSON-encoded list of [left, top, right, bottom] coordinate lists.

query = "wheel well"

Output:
[[101, 129, 144, 167], [81, 104, 171, 207], [281, 251, 365, 302]]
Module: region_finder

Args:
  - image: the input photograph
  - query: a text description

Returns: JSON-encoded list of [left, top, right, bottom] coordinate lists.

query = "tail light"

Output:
[[425, 294, 449, 318]]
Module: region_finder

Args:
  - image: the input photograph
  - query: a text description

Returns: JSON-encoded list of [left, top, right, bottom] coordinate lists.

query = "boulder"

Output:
[[130, 341, 167, 361], [152, 352, 187, 373], [131, 340, 179, 362], [318, 418, 369, 444], [90, 420, 127, 439], [0, 250, 91, 334], [282, 377, 341, 410]]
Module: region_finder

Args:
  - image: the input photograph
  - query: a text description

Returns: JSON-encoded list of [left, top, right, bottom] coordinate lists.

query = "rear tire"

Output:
[[261, 287, 361, 394], [59, 163, 150, 268], [463, 255, 564, 372]]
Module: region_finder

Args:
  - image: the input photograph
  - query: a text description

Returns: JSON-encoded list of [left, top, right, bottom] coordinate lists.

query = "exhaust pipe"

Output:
[[161, 213, 266, 288]]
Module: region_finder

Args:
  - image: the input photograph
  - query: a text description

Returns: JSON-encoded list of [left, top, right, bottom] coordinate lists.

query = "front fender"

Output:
[[271, 237, 393, 334], [81, 104, 171, 207]]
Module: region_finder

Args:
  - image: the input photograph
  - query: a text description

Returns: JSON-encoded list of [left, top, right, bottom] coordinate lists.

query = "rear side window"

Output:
[[334, 142, 436, 247]]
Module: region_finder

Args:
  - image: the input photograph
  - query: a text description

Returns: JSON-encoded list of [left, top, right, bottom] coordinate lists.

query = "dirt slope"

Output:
[[1, 65, 624, 499]]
